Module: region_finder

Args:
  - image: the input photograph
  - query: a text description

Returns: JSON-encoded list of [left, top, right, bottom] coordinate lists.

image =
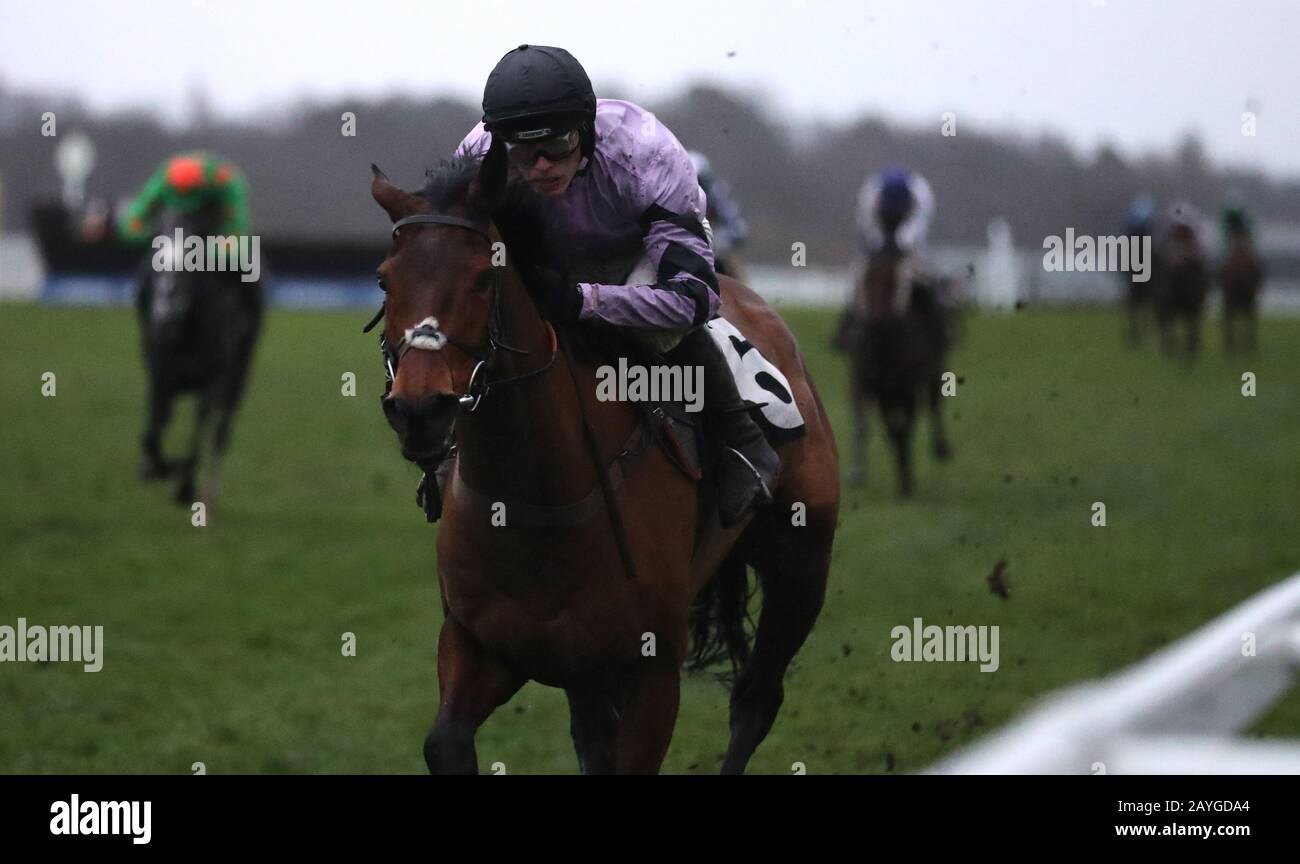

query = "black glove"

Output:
[[525, 266, 583, 323]]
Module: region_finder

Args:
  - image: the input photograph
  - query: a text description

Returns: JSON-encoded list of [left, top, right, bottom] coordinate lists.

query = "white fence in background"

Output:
[[929, 571, 1300, 774], [5, 228, 1299, 312], [0, 233, 44, 300]]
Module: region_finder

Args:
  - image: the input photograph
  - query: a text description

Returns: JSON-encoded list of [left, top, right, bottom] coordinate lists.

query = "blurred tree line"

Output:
[[3, 80, 1298, 265]]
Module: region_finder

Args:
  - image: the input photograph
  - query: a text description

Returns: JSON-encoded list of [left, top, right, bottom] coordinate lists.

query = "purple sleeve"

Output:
[[456, 123, 491, 159], [578, 137, 720, 331]]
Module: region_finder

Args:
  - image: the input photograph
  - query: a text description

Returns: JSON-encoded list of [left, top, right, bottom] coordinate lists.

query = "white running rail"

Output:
[[930, 571, 1300, 774]]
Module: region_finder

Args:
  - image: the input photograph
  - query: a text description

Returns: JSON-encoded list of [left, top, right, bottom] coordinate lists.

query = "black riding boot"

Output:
[[666, 327, 780, 527]]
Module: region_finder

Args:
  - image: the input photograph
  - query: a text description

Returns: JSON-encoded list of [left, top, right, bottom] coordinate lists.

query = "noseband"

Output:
[[364, 213, 557, 412]]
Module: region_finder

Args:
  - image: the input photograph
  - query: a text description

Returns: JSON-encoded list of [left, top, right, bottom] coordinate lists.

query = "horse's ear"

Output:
[[472, 138, 509, 210], [371, 164, 420, 223]]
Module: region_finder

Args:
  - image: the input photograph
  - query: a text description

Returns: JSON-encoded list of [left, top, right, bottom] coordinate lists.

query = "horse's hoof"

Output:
[[934, 440, 952, 462], [174, 481, 196, 506]]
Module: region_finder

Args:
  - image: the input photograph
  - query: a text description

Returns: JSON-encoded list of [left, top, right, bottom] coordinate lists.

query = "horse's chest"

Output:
[[436, 538, 656, 683]]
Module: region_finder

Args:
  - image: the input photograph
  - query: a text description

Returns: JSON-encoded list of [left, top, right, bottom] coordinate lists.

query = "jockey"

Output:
[[687, 150, 750, 274], [118, 151, 251, 242], [116, 152, 261, 311], [1160, 201, 1207, 256], [1221, 202, 1254, 244], [855, 166, 934, 257], [836, 166, 945, 350], [450, 44, 779, 528], [1125, 193, 1157, 238]]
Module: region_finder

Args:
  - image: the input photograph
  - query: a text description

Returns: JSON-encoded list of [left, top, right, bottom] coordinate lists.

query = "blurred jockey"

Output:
[[117, 152, 250, 242], [448, 45, 779, 527], [1125, 193, 1157, 238], [1160, 200, 1208, 262], [857, 166, 935, 256], [688, 150, 750, 275], [1221, 201, 1254, 244], [116, 152, 262, 312]]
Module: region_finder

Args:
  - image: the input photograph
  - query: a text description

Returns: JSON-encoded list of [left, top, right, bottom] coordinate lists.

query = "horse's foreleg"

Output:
[[1187, 310, 1202, 361], [425, 616, 523, 775], [884, 399, 915, 498], [201, 401, 236, 506], [140, 380, 173, 480], [929, 375, 951, 462], [611, 660, 680, 774], [175, 396, 212, 505], [565, 688, 619, 775], [849, 382, 869, 487]]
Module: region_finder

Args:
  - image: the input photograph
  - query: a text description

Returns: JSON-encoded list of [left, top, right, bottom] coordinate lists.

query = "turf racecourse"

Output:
[[1, 302, 1297, 774]]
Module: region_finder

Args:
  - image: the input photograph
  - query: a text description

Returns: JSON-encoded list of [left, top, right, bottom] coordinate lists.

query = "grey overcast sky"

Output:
[[2, 0, 1296, 176]]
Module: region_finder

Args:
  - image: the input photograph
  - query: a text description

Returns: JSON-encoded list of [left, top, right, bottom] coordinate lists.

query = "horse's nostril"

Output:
[[384, 393, 461, 431]]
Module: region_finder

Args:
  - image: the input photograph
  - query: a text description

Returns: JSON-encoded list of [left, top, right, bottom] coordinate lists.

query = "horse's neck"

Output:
[[863, 251, 909, 320], [453, 274, 607, 505], [1227, 237, 1254, 260]]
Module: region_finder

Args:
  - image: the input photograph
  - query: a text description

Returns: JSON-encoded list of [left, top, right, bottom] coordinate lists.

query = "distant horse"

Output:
[[1219, 232, 1264, 354], [841, 245, 952, 497], [368, 146, 839, 774], [1154, 223, 1208, 360], [136, 209, 262, 505]]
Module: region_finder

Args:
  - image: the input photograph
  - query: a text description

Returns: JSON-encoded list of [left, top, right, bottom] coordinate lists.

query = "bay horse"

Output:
[[136, 208, 262, 505], [368, 144, 838, 774], [841, 245, 951, 497], [1154, 223, 1208, 361], [1219, 231, 1264, 354]]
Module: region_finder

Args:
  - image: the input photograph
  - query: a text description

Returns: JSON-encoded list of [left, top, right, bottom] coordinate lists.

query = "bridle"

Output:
[[363, 213, 557, 412]]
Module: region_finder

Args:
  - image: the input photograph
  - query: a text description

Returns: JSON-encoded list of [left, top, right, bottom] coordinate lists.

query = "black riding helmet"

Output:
[[482, 45, 598, 158]]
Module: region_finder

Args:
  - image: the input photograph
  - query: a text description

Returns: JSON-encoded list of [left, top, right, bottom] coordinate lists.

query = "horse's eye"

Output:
[[375, 272, 388, 292]]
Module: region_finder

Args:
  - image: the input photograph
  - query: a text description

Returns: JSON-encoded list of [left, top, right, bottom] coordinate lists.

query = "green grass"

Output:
[[1, 302, 1297, 773]]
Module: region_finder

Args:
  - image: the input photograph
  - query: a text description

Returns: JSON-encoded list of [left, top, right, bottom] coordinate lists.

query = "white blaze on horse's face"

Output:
[[405, 317, 448, 352]]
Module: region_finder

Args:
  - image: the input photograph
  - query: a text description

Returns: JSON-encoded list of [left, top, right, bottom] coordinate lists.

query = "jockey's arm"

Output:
[[895, 175, 934, 250], [213, 165, 251, 237], [710, 177, 750, 248], [578, 146, 720, 331], [579, 210, 719, 330], [454, 123, 720, 331], [115, 161, 170, 245]]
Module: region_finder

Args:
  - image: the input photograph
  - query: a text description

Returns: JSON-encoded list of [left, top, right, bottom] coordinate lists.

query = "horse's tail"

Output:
[[687, 554, 754, 682]]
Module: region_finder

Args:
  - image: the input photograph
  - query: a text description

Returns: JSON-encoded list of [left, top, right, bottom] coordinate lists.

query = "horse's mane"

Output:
[[413, 157, 561, 275], [415, 155, 481, 212], [492, 176, 558, 274]]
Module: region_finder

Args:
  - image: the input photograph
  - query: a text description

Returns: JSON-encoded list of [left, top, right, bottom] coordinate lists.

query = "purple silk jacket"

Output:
[[456, 98, 719, 332]]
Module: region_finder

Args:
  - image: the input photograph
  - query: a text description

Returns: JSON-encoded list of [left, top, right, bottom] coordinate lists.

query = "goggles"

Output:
[[503, 128, 581, 167]]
